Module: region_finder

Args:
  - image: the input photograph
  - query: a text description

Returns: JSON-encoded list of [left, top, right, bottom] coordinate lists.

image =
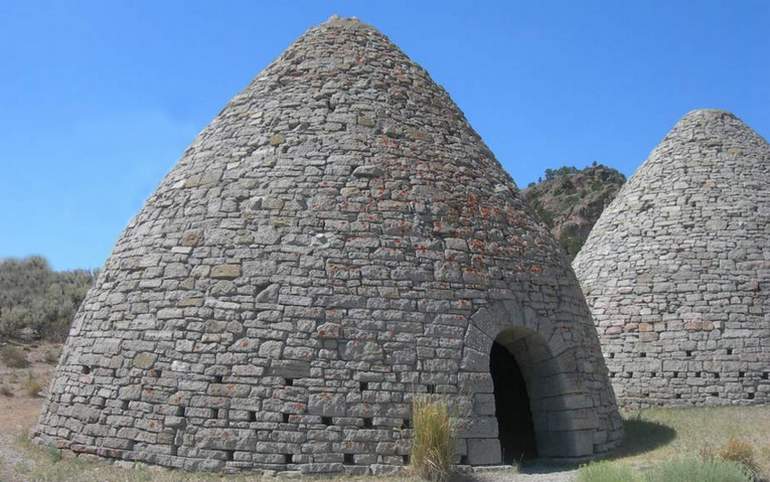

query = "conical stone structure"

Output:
[[36, 17, 621, 473], [574, 109, 770, 408]]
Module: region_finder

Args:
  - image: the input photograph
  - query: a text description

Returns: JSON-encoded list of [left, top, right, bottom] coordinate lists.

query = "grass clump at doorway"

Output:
[[410, 397, 455, 482]]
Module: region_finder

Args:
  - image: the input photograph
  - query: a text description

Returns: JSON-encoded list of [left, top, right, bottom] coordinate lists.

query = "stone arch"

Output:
[[461, 302, 602, 463]]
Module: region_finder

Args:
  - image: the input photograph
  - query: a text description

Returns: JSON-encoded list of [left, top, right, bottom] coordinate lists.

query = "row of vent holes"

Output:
[[611, 348, 735, 359], [186, 409, 412, 429], [638, 392, 757, 400], [342, 454, 410, 465], [88, 365, 163, 378], [224, 451, 293, 463], [611, 371, 769, 379]]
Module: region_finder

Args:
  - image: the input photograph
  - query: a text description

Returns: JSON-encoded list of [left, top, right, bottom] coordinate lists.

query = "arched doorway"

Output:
[[490, 340, 537, 463]]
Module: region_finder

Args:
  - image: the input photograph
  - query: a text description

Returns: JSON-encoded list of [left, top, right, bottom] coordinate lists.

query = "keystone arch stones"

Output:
[[35, 17, 622, 474]]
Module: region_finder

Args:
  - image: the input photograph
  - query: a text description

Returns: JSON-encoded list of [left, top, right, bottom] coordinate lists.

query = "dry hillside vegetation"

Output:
[[523, 164, 625, 259], [0, 256, 95, 342]]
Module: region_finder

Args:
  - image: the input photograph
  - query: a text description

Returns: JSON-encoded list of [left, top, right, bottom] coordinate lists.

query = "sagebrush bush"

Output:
[[0, 384, 13, 397], [577, 460, 640, 482], [44, 347, 61, 365], [718, 437, 760, 479], [410, 397, 454, 482], [1, 345, 30, 368], [25, 372, 43, 397], [644, 457, 752, 482]]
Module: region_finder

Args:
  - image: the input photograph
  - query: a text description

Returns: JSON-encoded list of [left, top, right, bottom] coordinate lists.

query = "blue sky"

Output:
[[1, 1, 768, 270]]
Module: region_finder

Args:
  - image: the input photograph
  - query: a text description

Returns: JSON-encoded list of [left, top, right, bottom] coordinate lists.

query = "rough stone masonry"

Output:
[[574, 109, 770, 409], [35, 17, 622, 474]]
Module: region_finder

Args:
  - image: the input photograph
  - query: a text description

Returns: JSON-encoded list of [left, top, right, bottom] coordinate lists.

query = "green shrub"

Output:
[[1, 345, 30, 368], [410, 397, 454, 482], [577, 460, 640, 482], [644, 457, 752, 482]]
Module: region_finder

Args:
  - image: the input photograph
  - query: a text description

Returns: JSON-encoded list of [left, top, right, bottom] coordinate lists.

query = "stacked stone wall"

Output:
[[574, 110, 770, 408], [35, 17, 622, 474]]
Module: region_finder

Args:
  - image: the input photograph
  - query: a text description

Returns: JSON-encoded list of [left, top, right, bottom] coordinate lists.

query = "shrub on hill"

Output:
[[0, 256, 96, 342]]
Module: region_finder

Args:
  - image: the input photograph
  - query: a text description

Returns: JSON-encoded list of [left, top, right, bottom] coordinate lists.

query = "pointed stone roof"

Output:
[[574, 109, 770, 407], [36, 18, 621, 472]]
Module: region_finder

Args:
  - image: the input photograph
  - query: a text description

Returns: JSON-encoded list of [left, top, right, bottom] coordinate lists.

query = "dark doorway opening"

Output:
[[490, 340, 537, 463]]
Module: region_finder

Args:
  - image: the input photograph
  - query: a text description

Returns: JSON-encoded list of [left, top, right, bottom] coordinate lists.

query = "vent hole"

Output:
[[225, 450, 234, 461], [363, 417, 373, 428], [748, 393, 755, 400], [460, 455, 469, 465], [284, 454, 293, 464], [402, 454, 410, 465], [359, 381, 368, 391], [402, 418, 411, 429], [626, 371, 633, 378], [640, 352, 646, 358], [176, 406, 185, 417], [695, 372, 701, 378], [344, 453, 355, 464], [610, 372, 616, 378], [673, 371, 679, 378], [651, 372, 657, 378], [282, 413, 290, 423], [609, 352, 615, 359], [675, 394, 682, 399], [170, 444, 178, 456], [426, 384, 435, 394], [739, 371, 745, 378], [727, 348, 734, 355], [763, 372, 769, 380], [643, 393, 649, 398], [122, 400, 130, 410], [322, 416, 333, 426], [248, 411, 256, 422], [214, 375, 223, 383], [711, 392, 719, 397], [149, 368, 161, 378], [285, 378, 293, 386], [714, 372, 720, 379], [81, 365, 91, 375], [686, 350, 692, 357]]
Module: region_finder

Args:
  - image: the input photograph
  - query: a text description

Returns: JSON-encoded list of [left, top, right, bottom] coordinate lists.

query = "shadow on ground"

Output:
[[608, 418, 677, 459], [451, 418, 676, 480]]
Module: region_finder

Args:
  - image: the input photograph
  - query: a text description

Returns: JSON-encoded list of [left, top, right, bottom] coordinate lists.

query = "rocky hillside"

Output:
[[523, 164, 626, 260]]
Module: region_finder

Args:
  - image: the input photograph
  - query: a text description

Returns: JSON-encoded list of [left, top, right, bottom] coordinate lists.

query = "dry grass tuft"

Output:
[[718, 437, 761, 479], [1, 345, 30, 368], [409, 397, 454, 482]]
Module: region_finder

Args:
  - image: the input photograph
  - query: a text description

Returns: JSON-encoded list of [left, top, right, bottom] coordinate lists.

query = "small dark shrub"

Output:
[[1, 345, 30, 368]]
